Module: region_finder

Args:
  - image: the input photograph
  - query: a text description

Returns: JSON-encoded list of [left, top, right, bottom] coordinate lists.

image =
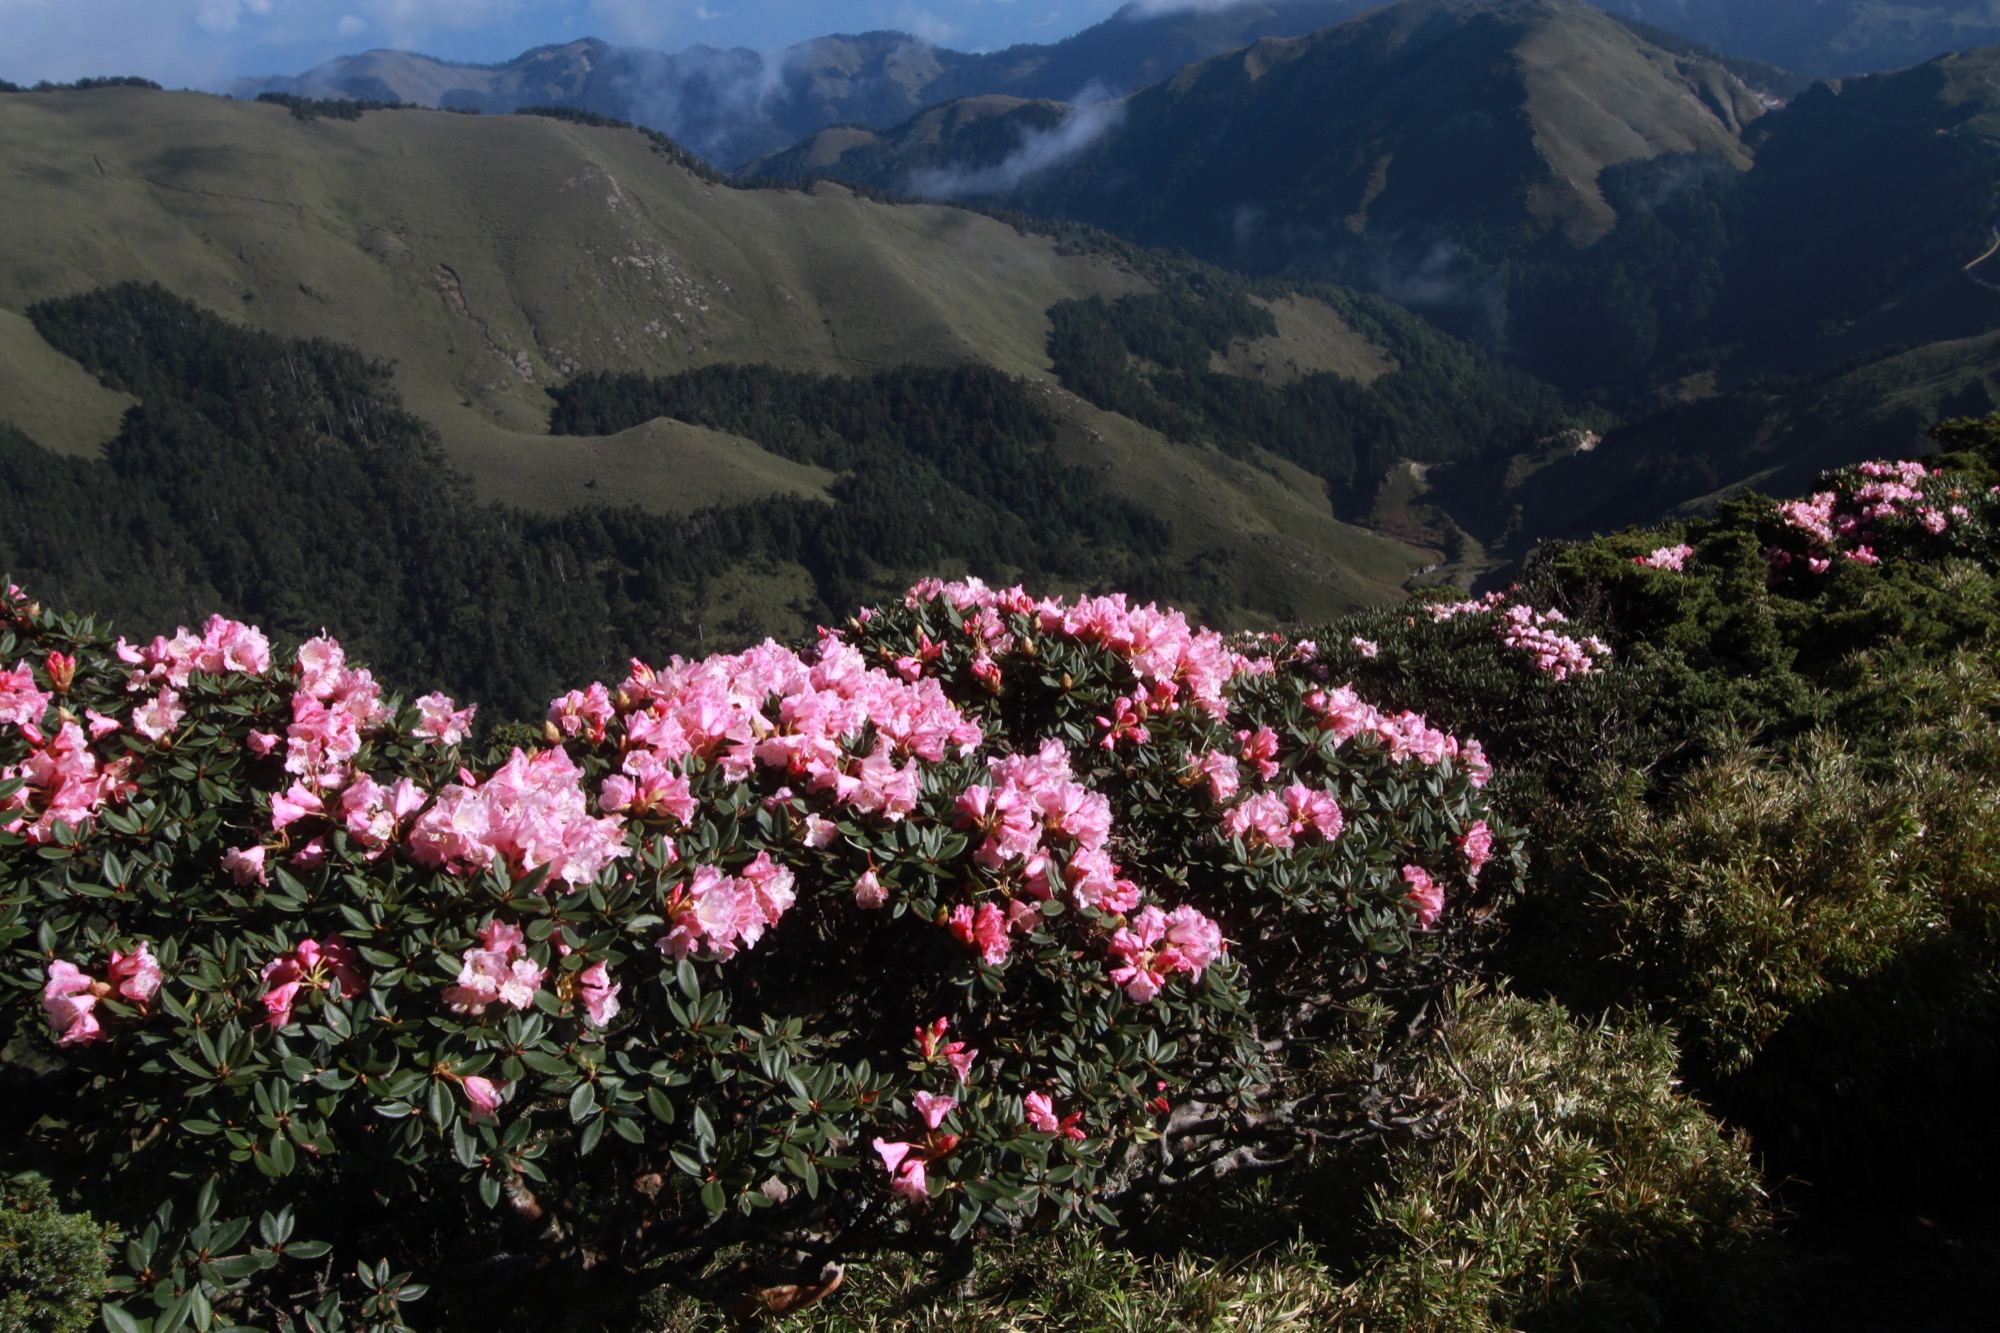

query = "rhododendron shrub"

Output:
[[0, 578, 1507, 1328], [1763, 457, 2000, 578]]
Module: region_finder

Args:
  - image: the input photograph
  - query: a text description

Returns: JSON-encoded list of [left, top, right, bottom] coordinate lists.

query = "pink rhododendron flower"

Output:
[[1236, 725, 1281, 780], [1403, 865, 1444, 928], [548, 682, 614, 743], [84, 710, 119, 739], [222, 845, 268, 886], [462, 1075, 506, 1123], [1633, 544, 1694, 571], [872, 1138, 928, 1200], [43, 650, 76, 693], [1282, 783, 1343, 842], [444, 918, 546, 1016], [1024, 1091, 1087, 1140], [117, 615, 270, 691], [42, 960, 103, 1046], [659, 856, 797, 959], [948, 901, 1011, 966], [269, 781, 324, 832], [1107, 904, 1221, 1002], [130, 689, 185, 743], [1161, 905, 1225, 977], [0, 661, 51, 730], [853, 867, 888, 909], [577, 960, 621, 1027], [1459, 820, 1495, 878], [260, 937, 364, 1026], [410, 747, 628, 889], [1, 720, 132, 843], [1190, 748, 1240, 802], [1221, 790, 1294, 849], [413, 692, 476, 745], [106, 942, 162, 1006], [912, 1091, 956, 1130], [1096, 695, 1149, 749], [915, 1017, 977, 1081], [1351, 636, 1380, 659]]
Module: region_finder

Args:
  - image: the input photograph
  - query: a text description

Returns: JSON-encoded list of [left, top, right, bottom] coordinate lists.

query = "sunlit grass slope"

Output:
[[0, 88, 1432, 620]]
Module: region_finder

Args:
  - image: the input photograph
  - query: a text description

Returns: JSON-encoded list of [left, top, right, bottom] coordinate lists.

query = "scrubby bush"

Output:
[[1340, 990, 1782, 1333], [0, 576, 1506, 1329], [0, 1174, 112, 1333]]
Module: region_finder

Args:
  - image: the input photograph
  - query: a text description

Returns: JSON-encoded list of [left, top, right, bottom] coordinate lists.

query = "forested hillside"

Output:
[[0, 285, 1220, 719]]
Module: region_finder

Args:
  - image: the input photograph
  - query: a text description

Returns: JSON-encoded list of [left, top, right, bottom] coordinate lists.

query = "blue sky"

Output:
[[0, 1, 1235, 88]]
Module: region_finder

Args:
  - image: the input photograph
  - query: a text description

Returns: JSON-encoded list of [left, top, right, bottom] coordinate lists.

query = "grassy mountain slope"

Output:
[[0, 88, 1139, 474], [767, 0, 1770, 257], [0, 87, 1457, 634], [1599, 0, 2000, 76], [0, 307, 136, 457]]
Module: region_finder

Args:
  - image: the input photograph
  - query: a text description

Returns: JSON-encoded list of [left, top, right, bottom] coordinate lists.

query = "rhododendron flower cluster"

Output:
[[658, 854, 798, 959], [40, 945, 160, 1047], [1108, 905, 1226, 1002], [1424, 592, 1611, 681], [1767, 457, 1994, 576], [413, 691, 477, 745], [260, 936, 363, 1027], [1024, 1091, 1086, 1139], [1402, 865, 1445, 928], [444, 919, 546, 1015], [906, 576, 1261, 715], [117, 614, 272, 689], [409, 746, 628, 887], [2, 719, 135, 842], [1311, 684, 1492, 783], [1633, 544, 1694, 571]]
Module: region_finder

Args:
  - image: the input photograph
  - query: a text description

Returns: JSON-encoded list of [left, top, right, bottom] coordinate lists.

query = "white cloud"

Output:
[[337, 14, 366, 35], [897, 7, 963, 47], [196, 0, 272, 34], [906, 95, 1124, 198]]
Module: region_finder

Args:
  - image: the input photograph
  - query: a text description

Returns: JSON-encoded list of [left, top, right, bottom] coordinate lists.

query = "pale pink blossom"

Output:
[[1459, 820, 1495, 878], [130, 689, 185, 743], [106, 942, 162, 1005], [577, 960, 621, 1027], [948, 902, 1011, 966], [269, 782, 323, 832], [260, 937, 363, 1026], [0, 661, 51, 730], [1403, 865, 1444, 928], [444, 919, 546, 1016], [1023, 1091, 1086, 1140], [1190, 748, 1240, 802], [1351, 636, 1380, 659], [912, 1091, 956, 1130], [1632, 544, 1694, 571], [42, 960, 102, 1046], [853, 867, 888, 909], [222, 845, 268, 886], [547, 683, 614, 743], [413, 692, 476, 745], [872, 1138, 928, 1201], [462, 1075, 506, 1123]]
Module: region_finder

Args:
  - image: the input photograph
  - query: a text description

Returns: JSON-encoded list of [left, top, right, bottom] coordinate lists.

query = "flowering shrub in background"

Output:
[[1764, 458, 2000, 578], [0, 576, 1507, 1330], [1421, 591, 1613, 681]]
